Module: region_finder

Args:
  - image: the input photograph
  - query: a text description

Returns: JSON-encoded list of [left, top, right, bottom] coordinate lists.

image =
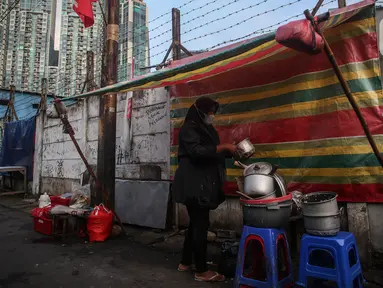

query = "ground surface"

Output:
[[0, 205, 232, 288]]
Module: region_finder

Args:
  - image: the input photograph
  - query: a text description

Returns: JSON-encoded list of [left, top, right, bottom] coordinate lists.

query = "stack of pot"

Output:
[[234, 139, 293, 228], [296, 191, 342, 236]]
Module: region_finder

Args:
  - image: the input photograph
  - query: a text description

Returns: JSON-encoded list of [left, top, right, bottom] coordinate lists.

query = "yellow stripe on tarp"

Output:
[[170, 65, 380, 110], [170, 90, 381, 127]]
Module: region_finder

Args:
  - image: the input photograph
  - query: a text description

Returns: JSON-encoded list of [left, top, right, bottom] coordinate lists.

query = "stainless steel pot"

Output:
[[243, 173, 275, 196], [235, 138, 255, 160], [301, 191, 338, 217]]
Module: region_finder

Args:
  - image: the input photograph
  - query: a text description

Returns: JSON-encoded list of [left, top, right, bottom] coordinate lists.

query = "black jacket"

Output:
[[172, 120, 227, 210]]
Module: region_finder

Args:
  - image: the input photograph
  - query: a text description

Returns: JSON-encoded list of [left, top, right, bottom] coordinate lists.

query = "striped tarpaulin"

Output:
[[169, 1, 383, 202]]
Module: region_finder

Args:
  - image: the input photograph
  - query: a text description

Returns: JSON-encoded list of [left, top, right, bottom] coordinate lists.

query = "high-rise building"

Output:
[[118, 0, 149, 82], [3, 0, 51, 92], [50, 0, 105, 96], [0, 0, 9, 86], [1, 0, 149, 95]]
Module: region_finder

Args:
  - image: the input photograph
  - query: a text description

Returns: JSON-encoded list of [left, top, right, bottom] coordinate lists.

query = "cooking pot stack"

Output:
[[236, 162, 293, 229]]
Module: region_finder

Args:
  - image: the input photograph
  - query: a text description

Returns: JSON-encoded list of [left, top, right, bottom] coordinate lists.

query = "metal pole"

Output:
[[305, 9, 383, 167], [36, 78, 47, 196], [172, 8, 181, 61], [338, 0, 346, 8], [96, 0, 119, 210]]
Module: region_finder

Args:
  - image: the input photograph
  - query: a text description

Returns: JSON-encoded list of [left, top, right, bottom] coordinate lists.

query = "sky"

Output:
[[144, 0, 362, 66]]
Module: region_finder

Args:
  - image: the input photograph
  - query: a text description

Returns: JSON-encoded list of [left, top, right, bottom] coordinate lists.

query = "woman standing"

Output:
[[172, 96, 236, 282]]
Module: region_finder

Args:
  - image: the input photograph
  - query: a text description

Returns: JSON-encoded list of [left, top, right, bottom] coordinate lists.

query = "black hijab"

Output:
[[184, 96, 220, 145]]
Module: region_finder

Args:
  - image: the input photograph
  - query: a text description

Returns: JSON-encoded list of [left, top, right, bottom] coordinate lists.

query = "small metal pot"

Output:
[[235, 138, 255, 160], [244, 173, 275, 197]]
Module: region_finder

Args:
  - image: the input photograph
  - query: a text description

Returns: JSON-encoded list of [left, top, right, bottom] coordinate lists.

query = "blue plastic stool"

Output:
[[296, 232, 364, 288], [234, 226, 294, 288]]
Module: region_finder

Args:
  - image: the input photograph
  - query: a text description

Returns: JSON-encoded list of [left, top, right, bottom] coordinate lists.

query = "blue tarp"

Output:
[[0, 117, 36, 180]]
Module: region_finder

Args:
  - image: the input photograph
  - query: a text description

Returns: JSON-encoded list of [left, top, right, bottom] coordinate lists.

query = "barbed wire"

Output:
[[183, 0, 303, 44], [124, 0, 302, 65], [147, 0, 200, 25]]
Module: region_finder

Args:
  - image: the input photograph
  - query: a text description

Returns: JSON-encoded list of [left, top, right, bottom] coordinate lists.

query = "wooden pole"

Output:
[[96, 0, 119, 210], [305, 9, 383, 167], [172, 8, 181, 60], [338, 0, 346, 8]]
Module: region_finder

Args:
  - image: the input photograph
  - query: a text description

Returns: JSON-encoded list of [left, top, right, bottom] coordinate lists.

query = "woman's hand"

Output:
[[217, 143, 237, 155]]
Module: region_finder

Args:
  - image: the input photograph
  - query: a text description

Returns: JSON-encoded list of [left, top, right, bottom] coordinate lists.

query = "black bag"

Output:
[[218, 241, 239, 278]]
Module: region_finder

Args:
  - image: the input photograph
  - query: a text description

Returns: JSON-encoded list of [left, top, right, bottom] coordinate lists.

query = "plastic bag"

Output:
[[31, 205, 52, 218], [218, 241, 239, 278], [276, 19, 324, 55], [50, 205, 72, 215], [70, 183, 90, 209], [87, 204, 113, 242]]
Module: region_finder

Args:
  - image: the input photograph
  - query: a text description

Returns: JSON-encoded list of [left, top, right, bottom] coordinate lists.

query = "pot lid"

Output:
[[273, 173, 287, 196], [244, 162, 273, 176]]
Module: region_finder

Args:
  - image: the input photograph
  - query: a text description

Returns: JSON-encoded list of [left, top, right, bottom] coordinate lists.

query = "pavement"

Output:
[[0, 204, 233, 288], [1, 195, 382, 288]]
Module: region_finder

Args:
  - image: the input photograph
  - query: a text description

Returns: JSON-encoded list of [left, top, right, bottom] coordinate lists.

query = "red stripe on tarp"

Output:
[[223, 181, 383, 202], [171, 106, 383, 145], [169, 33, 378, 98]]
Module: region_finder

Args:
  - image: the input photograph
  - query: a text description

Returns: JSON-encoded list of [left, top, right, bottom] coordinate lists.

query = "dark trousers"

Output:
[[181, 204, 210, 273]]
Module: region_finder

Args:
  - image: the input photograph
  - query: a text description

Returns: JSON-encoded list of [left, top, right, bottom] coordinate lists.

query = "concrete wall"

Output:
[[32, 88, 170, 196]]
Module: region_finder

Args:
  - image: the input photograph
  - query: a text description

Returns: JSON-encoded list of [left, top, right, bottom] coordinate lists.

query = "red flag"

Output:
[[73, 0, 97, 28]]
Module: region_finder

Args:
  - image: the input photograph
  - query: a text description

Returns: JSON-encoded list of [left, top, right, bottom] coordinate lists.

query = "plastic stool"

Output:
[[296, 232, 364, 288], [234, 226, 293, 288]]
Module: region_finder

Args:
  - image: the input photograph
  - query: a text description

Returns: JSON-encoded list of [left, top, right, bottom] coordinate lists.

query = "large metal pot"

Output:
[[242, 201, 292, 228], [301, 191, 338, 217], [243, 173, 275, 197]]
